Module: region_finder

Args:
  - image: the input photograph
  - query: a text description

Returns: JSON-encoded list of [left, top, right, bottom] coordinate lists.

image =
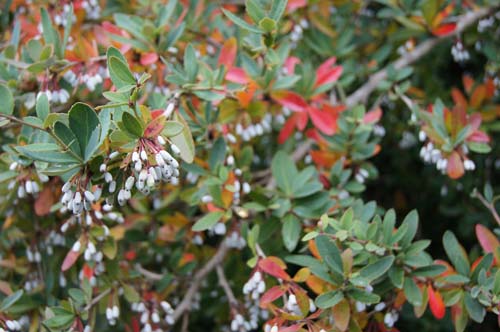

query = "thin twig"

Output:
[[135, 264, 164, 281], [216, 265, 238, 307], [473, 190, 500, 226], [171, 240, 230, 323], [0, 113, 83, 162], [84, 288, 112, 312], [181, 312, 189, 332]]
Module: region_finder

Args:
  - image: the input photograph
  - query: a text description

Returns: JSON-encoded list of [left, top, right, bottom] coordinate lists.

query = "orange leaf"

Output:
[[218, 37, 237, 69], [428, 286, 445, 319], [475, 224, 500, 253], [470, 85, 486, 108], [333, 299, 351, 331], [431, 23, 456, 36], [451, 88, 468, 108], [462, 76, 474, 94], [34, 185, 54, 216], [258, 257, 290, 281], [446, 151, 464, 179]]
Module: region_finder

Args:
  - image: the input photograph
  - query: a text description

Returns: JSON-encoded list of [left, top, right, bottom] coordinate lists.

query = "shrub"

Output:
[[0, 1, 499, 332]]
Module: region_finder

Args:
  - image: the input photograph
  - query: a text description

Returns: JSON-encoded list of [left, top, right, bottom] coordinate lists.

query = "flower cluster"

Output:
[[130, 300, 176, 332], [451, 41, 470, 63]]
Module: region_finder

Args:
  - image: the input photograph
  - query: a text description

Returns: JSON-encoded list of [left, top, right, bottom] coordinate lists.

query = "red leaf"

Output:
[[363, 107, 382, 124], [446, 151, 464, 179], [316, 67, 342, 88], [284, 56, 300, 75], [226, 67, 248, 84], [428, 286, 446, 319], [258, 258, 290, 280], [218, 37, 237, 69], [315, 57, 342, 87], [308, 107, 336, 135], [260, 286, 285, 307], [475, 224, 500, 253], [144, 116, 166, 138], [287, 0, 307, 12], [432, 23, 456, 36], [467, 131, 490, 143], [83, 264, 94, 279], [280, 325, 302, 332], [140, 52, 158, 66], [278, 117, 297, 144], [272, 91, 308, 112], [61, 249, 80, 272]]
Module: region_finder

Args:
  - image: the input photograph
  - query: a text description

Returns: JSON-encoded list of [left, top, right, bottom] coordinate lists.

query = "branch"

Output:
[[84, 288, 112, 312], [473, 190, 500, 227], [171, 240, 230, 323], [135, 264, 164, 281], [345, 6, 495, 108], [216, 265, 238, 307]]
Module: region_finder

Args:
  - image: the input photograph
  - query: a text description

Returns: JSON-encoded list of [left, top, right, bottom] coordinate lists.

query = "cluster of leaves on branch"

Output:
[[0, 1, 499, 332]]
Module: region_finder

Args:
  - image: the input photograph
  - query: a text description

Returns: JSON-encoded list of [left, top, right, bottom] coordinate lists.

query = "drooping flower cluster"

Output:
[[130, 300, 176, 332]]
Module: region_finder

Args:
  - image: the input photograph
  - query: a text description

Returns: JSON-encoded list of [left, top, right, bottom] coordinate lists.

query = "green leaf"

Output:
[[464, 292, 485, 323], [282, 214, 301, 252], [399, 210, 419, 248], [209, 137, 226, 170], [388, 266, 404, 288], [269, 0, 288, 22], [68, 288, 86, 306], [443, 231, 470, 277], [358, 255, 395, 282], [467, 142, 491, 154], [36, 93, 49, 120], [43, 308, 75, 329], [54, 122, 81, 156], [162, 120, 184, 137], [403, 277, 422, 306], [259, 17, 277, 33], [0, 83, 14, 115], [347, 288, 380, 304], [122, 283, 140, 303], [68, 103, 101, 162], [0, 290, 23, 312], [109, 56, 136, 88], [170, 112, 195, 163], [315, 235, 343, 275], [192, 212, 225, 231], [16, 143, 80, 164], [271, 151, 297, 195], [102, 237, 117, 259], [221, 8, 263, 34], [40, 8, 61, 57], [184, 44, 198, 82], [121, 112, 144, 138], [412, 264, 446, 277], [245, 0, 266, 23], [315, 290, 344, 309]]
